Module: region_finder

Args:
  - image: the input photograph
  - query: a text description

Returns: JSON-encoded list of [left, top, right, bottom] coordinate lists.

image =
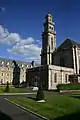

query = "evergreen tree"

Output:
[[36, 79, 44, 101], [4, 81, 9, 92]]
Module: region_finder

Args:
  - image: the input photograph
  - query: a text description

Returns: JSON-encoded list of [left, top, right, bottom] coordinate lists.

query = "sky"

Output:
[[0, 0, 80, 64]]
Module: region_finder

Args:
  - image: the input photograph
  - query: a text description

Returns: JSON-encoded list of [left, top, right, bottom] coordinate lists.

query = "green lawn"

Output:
[[9, 91, 80, 120], [0, 86, 34, 93]]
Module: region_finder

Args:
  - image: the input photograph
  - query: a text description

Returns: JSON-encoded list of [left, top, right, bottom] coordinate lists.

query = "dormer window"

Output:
[[7, 62, 9, 66], [1, 61, 4, 65], [22, 64, 24, 68]]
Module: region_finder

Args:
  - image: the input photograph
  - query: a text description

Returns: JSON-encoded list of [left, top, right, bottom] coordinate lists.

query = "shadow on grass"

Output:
[[28, 97, 37, 101], [53, 111, 80, 120], [70, 95, 80, 100], [0, 110, 13, 120]]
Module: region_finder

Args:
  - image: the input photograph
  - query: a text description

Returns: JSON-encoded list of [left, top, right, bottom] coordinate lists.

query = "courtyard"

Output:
[[7, 90, 80, 120]]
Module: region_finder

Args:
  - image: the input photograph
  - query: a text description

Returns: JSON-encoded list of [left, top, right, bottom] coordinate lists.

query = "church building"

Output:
[[26, 14, 80, 90]]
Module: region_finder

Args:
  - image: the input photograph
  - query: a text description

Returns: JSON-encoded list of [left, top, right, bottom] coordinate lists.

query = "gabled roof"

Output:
[[57, 38, 80, 51]]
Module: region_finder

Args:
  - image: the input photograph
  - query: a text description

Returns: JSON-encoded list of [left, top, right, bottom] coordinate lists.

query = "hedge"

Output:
[[57, 84, 80, 91]]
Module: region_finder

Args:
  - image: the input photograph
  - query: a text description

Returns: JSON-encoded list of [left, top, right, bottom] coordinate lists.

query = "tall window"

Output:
[[7, 74, 9, 76], [51, 37, 53, 49], [54, 73, 57, 83], [2, 73, 3, 76]]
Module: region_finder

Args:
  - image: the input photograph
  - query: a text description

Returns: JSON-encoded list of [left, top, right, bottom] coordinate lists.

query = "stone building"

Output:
[[26, 13, 80, 90], [0, 58, 37, 84]]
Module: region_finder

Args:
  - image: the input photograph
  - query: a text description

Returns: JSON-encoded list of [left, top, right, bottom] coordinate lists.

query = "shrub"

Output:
[[57, 84, 80, 91], [36, 88, 44, 101], [36, 80, 44, 101], [4, 81, 9, 92]]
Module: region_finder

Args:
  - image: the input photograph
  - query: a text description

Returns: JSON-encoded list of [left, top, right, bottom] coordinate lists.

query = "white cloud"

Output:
[[0, 25, 9, 37], [4, 33, 20, 45], [18, 37, 35, 45], [7, 43, 41, 63], [0, 25, 41, 63], [0, 25, 20, 45]]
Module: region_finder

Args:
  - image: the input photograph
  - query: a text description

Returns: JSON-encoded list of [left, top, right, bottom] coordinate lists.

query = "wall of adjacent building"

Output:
[[0, 66, 13, 84], [0, 66, 26, 84]]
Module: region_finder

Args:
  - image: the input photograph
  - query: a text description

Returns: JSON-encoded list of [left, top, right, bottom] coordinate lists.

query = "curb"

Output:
[[5, 98, 49, 120], [0, 92, 37, 95]]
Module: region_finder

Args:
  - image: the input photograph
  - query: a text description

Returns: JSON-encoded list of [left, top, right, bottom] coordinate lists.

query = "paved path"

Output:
[[0, 95, 44, 120], [0, 92, 36, 98]]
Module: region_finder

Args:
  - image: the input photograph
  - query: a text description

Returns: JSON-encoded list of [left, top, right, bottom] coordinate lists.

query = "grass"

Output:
[[9, 91, 80, 120], [0, 86, 34, 93]]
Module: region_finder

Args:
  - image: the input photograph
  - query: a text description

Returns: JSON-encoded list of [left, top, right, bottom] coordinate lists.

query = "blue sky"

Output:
[[0, 0, 80, 63]]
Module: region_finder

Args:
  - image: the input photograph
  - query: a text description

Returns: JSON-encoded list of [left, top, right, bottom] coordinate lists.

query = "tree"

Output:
[[4, 81, 9, 92], [36, 79, 44, 101]]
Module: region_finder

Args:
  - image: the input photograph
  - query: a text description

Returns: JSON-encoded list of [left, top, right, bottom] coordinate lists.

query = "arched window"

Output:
[[65, 74, 68, 83], [51, 37, 53, 49], [54, 73, 57, 83]]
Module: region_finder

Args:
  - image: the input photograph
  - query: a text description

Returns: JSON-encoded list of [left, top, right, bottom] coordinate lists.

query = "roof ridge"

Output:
[[67, 38, 80, 45]]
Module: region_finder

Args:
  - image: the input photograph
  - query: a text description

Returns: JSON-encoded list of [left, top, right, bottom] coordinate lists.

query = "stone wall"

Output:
[[48, 65, 74, 90], [0, 66, 26, 84], [26, 65, 48, 89], [0, 66, 13, 84]]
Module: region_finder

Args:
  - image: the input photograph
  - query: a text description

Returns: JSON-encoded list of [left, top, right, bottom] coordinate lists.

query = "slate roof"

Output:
[[0, 58, 40, 68], [57, 38, 80, 51]]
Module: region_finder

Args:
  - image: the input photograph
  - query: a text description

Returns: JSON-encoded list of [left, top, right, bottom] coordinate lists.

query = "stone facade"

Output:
[[48, 65, 74, 90], [0, 66, 13, 84], [26, 13, 80, 90], [0, 58, 38, 84], [26, 65, 74, 90]]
